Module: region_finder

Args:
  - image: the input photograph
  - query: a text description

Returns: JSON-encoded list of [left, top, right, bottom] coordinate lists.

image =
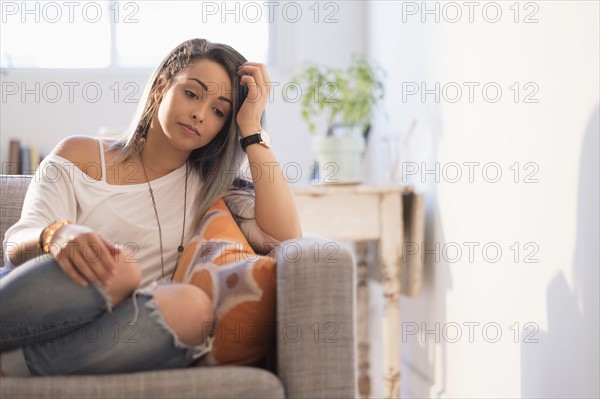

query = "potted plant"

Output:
[[289, 54, 385, 183]]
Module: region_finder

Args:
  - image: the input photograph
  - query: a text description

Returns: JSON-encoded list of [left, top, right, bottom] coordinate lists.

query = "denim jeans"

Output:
[[0, 256, 212, 376]]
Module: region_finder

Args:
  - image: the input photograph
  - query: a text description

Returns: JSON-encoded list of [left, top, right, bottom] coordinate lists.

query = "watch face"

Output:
[[260, 130, 272, 147]]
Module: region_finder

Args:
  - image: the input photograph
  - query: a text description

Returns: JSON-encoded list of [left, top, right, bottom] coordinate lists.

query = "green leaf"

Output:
[[290, 54, 386, 136]]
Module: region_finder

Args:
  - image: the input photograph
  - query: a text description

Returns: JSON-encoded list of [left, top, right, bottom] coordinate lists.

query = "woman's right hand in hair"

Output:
[[49, 224, 121, 287]]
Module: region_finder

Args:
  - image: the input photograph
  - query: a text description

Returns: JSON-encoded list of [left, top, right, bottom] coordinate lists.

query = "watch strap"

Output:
[[240, 133, 262, 152]]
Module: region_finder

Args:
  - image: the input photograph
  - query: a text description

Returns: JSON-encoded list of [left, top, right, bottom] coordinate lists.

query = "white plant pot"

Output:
[[312, 136, 365, 184]]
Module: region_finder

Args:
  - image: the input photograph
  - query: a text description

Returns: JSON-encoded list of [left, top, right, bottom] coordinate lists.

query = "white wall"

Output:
[[367, 1, 599, 398], [0, 1, 367, 186], [0, 69, 148, 166]]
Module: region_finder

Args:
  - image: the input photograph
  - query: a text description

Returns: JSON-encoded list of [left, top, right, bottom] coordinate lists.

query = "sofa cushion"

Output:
[[172, 198, 276, 366], [0, 367, 284, 398]]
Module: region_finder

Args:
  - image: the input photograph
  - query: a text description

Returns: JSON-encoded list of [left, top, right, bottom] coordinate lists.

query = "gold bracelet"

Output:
[[39, 220, 72, 254]]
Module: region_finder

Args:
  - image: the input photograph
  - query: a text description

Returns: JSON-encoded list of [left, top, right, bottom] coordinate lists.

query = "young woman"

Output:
[[0, 38, 301, 376]]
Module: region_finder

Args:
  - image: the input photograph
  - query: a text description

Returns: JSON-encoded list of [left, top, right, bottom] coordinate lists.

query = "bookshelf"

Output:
[[6, 139, 43, 175]]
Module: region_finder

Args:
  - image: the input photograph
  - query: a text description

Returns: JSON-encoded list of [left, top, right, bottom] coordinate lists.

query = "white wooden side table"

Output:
[[293, 184, 423, 399]]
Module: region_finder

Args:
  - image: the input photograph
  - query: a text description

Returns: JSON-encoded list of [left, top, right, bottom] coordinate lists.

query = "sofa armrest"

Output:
[[0, 175, 32, 267], [273, 237, 356, 399]]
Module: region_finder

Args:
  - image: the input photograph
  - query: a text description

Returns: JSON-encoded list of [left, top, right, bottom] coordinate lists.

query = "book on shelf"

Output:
[[20, 146, 30, 175], [7, 139, 20, 174], [5, 139, 43, 175], [29, 146, 40, 174]]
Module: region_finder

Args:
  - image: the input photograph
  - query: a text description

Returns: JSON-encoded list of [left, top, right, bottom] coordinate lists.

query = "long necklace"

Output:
[[140, 154, 189, 279]]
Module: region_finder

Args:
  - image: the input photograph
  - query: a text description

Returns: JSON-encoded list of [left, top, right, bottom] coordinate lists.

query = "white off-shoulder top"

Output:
[[4, 138, 278, 287]]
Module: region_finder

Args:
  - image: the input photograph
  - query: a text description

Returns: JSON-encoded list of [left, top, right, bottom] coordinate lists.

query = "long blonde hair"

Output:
[[110, 38, 252, 225]]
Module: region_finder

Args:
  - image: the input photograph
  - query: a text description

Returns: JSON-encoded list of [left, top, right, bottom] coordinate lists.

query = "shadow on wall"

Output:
[[400, 105, 453, 399], [521, 105, 600, 398]]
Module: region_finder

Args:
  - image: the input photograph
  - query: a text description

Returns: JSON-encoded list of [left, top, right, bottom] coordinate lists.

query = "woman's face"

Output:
[[153, 58, 234, 152]]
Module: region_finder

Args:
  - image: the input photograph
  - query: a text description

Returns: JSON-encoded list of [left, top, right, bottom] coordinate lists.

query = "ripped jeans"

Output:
[[0, 255, 212, 376]]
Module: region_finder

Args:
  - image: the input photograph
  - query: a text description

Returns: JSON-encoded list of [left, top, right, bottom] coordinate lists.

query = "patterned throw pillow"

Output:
[[172, 198, 277, 366]]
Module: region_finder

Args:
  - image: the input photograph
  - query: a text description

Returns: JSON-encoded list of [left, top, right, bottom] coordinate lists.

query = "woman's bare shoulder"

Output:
[[51, 136, 103, 178]]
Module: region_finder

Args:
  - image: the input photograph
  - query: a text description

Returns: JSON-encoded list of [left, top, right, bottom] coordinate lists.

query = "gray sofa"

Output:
[[0, 175, 357, 398]]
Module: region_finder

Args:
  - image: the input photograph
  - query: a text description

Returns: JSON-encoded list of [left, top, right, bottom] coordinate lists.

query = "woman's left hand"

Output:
[[236, 62, 271, 137]]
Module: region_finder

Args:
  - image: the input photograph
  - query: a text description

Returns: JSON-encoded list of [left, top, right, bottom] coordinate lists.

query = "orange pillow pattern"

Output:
[[172, 198, 277, 366]]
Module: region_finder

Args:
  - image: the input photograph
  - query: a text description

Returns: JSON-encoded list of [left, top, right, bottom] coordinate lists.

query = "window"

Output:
[[1, 1, 112, 68], [0, 1, 270, 69]]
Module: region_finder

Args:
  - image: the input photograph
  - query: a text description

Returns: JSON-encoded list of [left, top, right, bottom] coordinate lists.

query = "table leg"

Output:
[[382, 285, 401, 398], [379, 193, 403, 399], [356, 241, 371, 399]]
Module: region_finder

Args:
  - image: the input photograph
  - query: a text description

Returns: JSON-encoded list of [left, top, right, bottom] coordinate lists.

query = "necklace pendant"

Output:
[[178, 245, 184, 253]]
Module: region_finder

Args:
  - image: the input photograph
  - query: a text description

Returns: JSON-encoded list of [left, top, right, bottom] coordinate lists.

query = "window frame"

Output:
[[0, 0, 273, 71]]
